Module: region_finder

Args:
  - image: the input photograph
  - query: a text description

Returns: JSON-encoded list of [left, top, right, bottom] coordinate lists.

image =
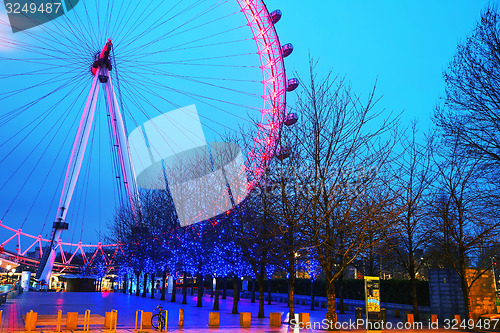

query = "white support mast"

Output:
[[36, 39, 139, 283]]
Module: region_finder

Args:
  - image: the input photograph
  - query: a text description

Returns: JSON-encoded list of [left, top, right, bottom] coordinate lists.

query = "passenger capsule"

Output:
[[275, 146, 291, 160], [284, 113, 298, 126], [270, 9, 282, 24], [282, 43, 294, 58], [286, 78, 299, 92]]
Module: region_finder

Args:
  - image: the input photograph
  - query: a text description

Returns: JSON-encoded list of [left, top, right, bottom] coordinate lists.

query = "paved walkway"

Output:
[[0, 291, 484, 332]]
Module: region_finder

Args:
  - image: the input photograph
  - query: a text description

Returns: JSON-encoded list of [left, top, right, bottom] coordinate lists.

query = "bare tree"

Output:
[[435, 7, 500, 170], [380, 124, 434, 321], [428, 137, 500, 320], [284, 59, 400, 326]]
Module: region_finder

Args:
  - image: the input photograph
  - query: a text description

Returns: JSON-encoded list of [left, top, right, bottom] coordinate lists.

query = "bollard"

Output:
[[395, 309, 400, 318], [25, 311, 32, 332], [406, 313, 414, 324], [209, 312, 220, 327], [179, 309, 184, 327], [67, 312, 78, 330], [298, 313, 310, 327], [270, 312, 281, 327], [381, 308, 386, 322], [355, 307, 363, 320], [141, 312, 152, 329], [83, 310, 91, 332], [110, 309, 117, 332], [240, 312, 251, 327], [140, 310, 144, 332], [454, 314, 460, 322], [134, 310, 142, 332], [105, 312, 111, 328], [25, 311, 38, 331], [431, 314, 438, 324], [56, 310, 62, 332]]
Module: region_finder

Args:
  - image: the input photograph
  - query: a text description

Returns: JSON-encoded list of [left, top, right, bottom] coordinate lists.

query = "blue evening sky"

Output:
[[276, 0, 494, 132]]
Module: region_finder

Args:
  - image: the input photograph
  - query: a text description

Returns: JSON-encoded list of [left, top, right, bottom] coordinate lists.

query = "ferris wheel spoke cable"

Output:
[[0, 67, 87, 102], [112, 85, 189, 156], [138, 37, 252, 56], [1, 13, 89, 59], [117, 0, 212, 50], [0, 97, 63, 149], [128, 71, 260, 115], [1, 108, 80, 223], [20, 86, 90, 228], [118, 72, 247, 135], [130, 7, 241, 53], [2, 80, 87, 222], [121, 11, 239, 59], [0, 60, 85, 77], [125, 60, 258, 69], [103, 95, 128, 211], [104, 112, 122, 218], [118, 74, 254, 146], [0, 73, 89, 149], [134, 67, 260, 99], [112, 0, 170, 47], [0, 77, 88, 166]]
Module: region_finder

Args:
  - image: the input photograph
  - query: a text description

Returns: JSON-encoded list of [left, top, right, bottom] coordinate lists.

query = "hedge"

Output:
[[220, 278, 429, 306]]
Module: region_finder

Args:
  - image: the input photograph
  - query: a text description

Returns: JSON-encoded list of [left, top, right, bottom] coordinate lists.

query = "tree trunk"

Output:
[[460, 267, 472, 320], [182, 271, 187, 304], [222, 276, 227, 299], [257, 270, 265, 318], [339, 273, 345, 314], [267, 278, 272, 305], [142, 273, 148, 297], [287, 272, 296, 324], [251, 278, 256, 303], [232, 275, 239, 314], [190, 276, 195, 296], [135, 272, 140, 296], [325, 277, 337, 330], [171, 275, 177, 302], [409, 269, 420, 321], [213, 277, 220, 311], [210, 276, 214, 298], [151, 273, 155, 299], [161, 270, 166, 301], [197, 273, 203, 307], [123, 274, 127, 294], [310, 278, 315, 311], [129, 275, 133, 294]]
